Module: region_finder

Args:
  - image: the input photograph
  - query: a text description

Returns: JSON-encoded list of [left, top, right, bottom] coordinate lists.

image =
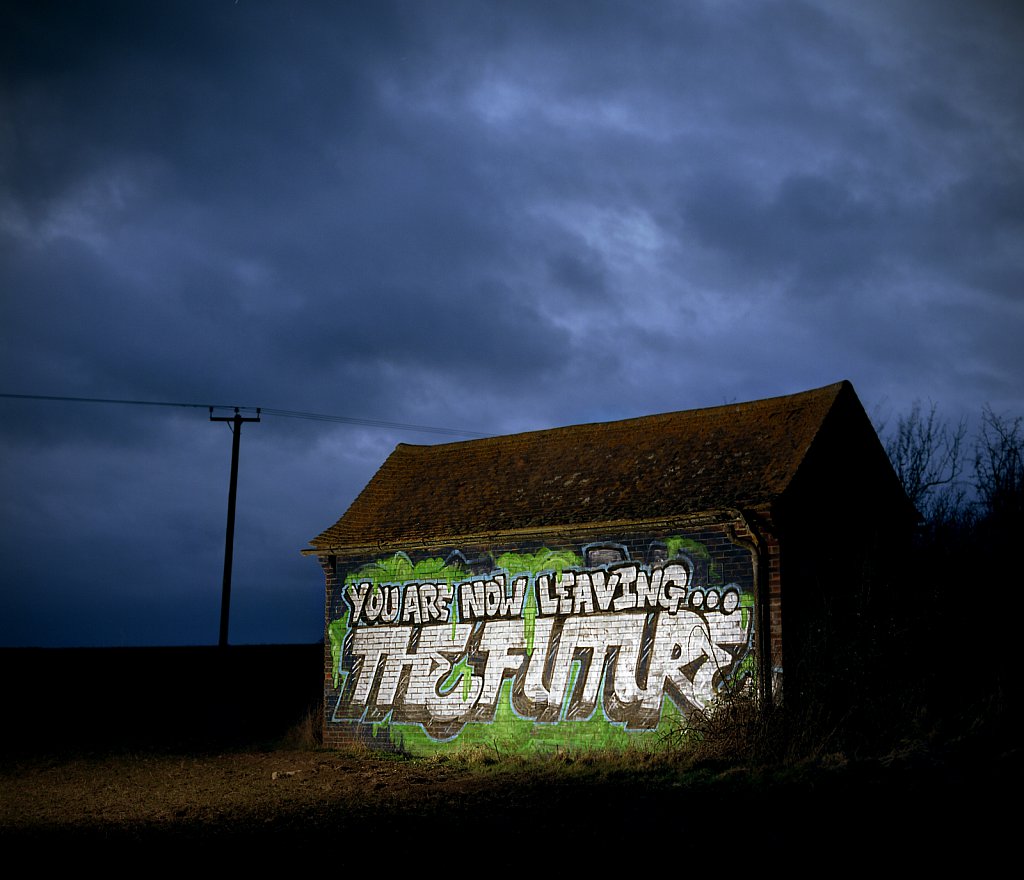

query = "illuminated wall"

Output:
[[321, 528, 756, 754]]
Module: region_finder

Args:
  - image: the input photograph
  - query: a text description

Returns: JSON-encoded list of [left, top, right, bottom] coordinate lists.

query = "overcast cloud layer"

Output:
[[3, 1, 1022, 646]]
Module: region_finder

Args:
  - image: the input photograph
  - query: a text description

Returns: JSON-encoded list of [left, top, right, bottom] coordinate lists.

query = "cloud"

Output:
[[2, 0, 1022, 645]]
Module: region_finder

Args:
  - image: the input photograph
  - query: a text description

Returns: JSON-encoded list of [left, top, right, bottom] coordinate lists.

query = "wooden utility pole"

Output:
[[210, 407, 261, 647]]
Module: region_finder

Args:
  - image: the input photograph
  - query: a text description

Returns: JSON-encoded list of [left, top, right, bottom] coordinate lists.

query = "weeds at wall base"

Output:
[[660, 691, 851, 768], [276, 701, 324, 751]]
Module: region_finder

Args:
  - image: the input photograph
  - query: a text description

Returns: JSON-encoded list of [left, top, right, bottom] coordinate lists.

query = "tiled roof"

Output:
[[309, 381, 866, 552]]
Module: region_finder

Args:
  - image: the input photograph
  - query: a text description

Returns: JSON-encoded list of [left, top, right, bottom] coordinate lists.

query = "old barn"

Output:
[[305, 381, 913, 753]]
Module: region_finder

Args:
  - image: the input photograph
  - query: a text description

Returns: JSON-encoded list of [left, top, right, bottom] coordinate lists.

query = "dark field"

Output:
[[1, 646, 1016, 863]]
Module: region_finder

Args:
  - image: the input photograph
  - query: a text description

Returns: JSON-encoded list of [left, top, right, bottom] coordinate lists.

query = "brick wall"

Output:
[[317, 524, 759, 754]]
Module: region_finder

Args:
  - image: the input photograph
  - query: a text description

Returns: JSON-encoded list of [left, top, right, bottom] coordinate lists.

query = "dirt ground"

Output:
[[4, 750, 385, 832], [0, 748, 606, 842], [4, 648, 1014, 862], [2, 749, 483, 843], [3, 743, 1018, 863]]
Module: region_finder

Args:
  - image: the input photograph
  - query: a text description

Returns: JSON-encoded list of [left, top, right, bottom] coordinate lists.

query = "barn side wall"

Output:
[[773, 390, 915, 711], [318, 524, 758, 754]]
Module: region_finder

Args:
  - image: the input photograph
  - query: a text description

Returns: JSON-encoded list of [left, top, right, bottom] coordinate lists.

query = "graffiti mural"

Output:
[[326, 537, 755, 751]]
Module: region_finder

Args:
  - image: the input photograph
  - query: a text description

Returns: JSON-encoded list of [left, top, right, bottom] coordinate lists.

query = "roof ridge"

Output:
[[395, 380, 851, 453]]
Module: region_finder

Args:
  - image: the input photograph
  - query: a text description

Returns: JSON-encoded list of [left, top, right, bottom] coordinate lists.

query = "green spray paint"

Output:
[[327, 612, 349, 688], [495, 549, 581, 655], [666, 536, 724, 584], [522, 581, 537, 655], [340, 552, 471, 639], [734, 651, 757, 688], [344, 552, 469, 591], [561, 660, 582, 721], [329, 542, 754, 754], [440, 656, 476, 702], [494, 549, 582, 579], [385, 680, 678, 756], [739, 590, 754, 632]]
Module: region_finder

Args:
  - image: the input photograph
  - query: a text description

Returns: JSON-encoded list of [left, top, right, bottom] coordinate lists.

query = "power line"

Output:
[[257, 407, 487, 436], [0, 392, 488, 438], [0, 392, 212, 410]]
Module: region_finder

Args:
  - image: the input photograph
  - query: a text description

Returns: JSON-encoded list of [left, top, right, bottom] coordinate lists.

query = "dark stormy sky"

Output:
[[2, 1, 1022, 646]]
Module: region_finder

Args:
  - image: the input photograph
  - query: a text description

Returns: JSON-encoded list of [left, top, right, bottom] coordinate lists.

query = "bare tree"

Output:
[[884, 401, 967, 523], [975, 406, 1024, 522]]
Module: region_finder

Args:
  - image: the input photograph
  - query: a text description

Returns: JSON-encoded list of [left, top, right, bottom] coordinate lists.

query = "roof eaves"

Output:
[[301, 508, 765, 557]]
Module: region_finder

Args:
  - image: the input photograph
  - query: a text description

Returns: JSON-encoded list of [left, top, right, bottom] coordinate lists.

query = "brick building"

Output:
[[305, 381, 913, 753]]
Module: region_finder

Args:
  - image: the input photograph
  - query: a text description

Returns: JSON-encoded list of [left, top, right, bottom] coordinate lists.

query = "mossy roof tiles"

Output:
[[309, 381, 859, 552]]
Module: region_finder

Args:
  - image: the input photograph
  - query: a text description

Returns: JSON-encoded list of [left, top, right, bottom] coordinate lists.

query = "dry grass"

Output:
[[275, 701, 324, 751]]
